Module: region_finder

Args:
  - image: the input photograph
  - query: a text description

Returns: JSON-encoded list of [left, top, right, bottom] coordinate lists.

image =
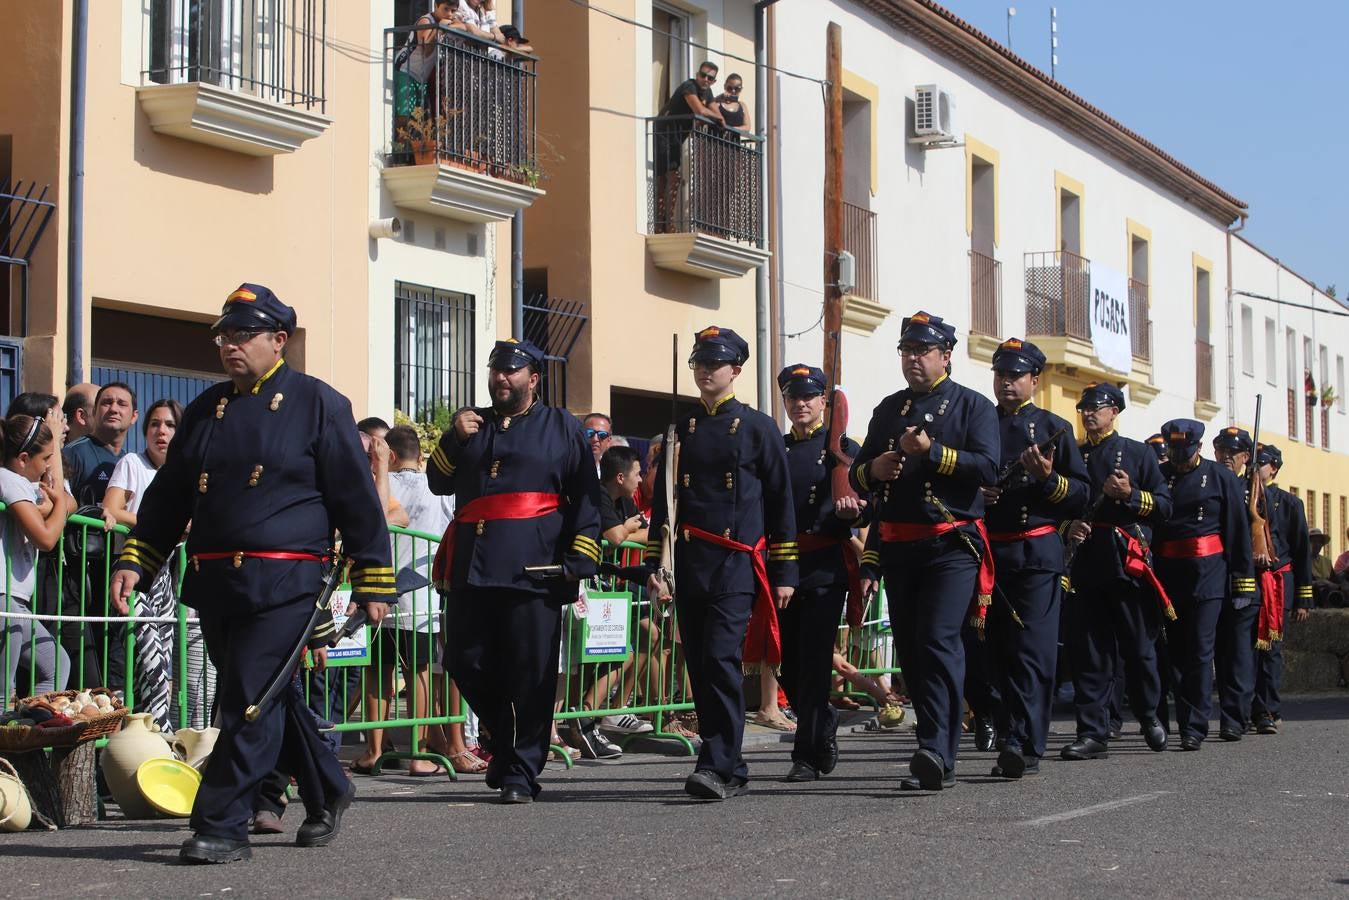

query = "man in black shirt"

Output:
[[654, 60, 725, 232]]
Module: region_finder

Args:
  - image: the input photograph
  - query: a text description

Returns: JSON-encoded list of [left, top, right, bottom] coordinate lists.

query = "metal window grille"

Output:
[[522, 296, 588, 409], [394, 282, 475, 421], [91, 364, 217, 454], [1024, 250, 1090, 340], [843, 202, 878, 302], [144, 0, 326, 110], [0, 180, 57, 336], [1127, 278, 1151, 360], [969, 250, 1001, 337], [1196, 341, 1215, 403], [647, 117, 763, 246], [1288, 387, 1298, 441], [1322, 407, 1331, 450], [0, 338, 21, 412], [385, 26, 538, 183]]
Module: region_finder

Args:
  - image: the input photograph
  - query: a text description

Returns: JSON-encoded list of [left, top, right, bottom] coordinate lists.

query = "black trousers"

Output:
[[444, 586, 562, 797], [1160, 594, 1223, 741], [194, 600, 348, 841], [1253, 593, 1296, 720], [1066, 578, 1163, 743], [676, 589, 754, 783], [777, 583, 844, 770], [988, 569, 1061, 760], [1215, 599, 1258, 732], [883, 540, 979, 771]]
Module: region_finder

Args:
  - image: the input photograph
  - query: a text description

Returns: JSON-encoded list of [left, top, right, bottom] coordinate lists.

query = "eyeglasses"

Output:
[[212, 329, 269, 348], [584, 428, 612, 441], [725, 84, 742, 93], [697, 71, 717, 82], [898, 343, 939, 358]]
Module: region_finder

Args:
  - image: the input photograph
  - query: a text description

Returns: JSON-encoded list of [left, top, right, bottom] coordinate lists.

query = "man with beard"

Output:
[[1152, 420, 1254, 751], [1060, 382, 1172, 761], [853, 311, 998, 792], [427, 339, 602, 803], [981, 339, 1088, 779]]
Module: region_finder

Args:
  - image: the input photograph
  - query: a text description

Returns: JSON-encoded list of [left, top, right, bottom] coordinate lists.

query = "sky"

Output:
[[942, 0, 1348, 297]]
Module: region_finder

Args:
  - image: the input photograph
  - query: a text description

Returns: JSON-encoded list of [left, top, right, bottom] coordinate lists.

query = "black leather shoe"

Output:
[[1109, 719, 1124, 739], [1180, 735, 1202, 751], [1141, 719, 1168, 752], [180, 834, 252, 864], [817, 732, 840, 775], [994, 748, 1027, 779], [974, 716, 997, 752], [1021, 756, 1041, 776], [1218, 728, 1243, 742], [296, 782, 356, 847], [783, 761, 819, 783], [909, 749, 947, 791], [498, 785, 534, 805], [900, 769, 956, 791], [684, 769, 727, 800], [1060, 738, 1109, 760], [250, 810, 284, 835], [1255, 715, 1279, 735]]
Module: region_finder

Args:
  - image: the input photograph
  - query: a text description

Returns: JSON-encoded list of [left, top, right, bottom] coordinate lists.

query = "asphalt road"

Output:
[[4, 695, 1347, 898]]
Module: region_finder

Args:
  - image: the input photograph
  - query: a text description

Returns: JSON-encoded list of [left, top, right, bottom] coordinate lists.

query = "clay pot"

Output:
[[0, 758, 32, 832], [100, 713, 174, 819], [171, 727, 220, 771]]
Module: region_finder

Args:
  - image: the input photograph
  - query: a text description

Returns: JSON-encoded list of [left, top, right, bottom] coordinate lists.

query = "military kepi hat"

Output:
[[1161, 418, 1204, 452], [991, 337, 1045, 374], [777, 364, 827, 396], [212, 283, 297, 335], [1212, 426, 1253, 454], [689, 325, 749, 366], [1256, 443, 1282, 469], [488, 338, 545, 371], [898, 310, 957, 349], [1076, 381, 1126, 412], [1145, 433, 1168, 461]]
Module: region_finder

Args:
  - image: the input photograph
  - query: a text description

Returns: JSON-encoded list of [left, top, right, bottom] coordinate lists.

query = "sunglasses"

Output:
[[725, 84, 742, 93], [697, 71, 717, 82], [584, 428, 612, 441]]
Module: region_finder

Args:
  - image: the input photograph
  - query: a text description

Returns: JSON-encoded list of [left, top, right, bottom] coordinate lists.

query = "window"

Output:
[[394, 281, 475, 422], [1287, 327, 1299, 439], [967, 138, 1000, 335], [1126, 223, 1150, 360], [651, 4, 691, 115], [1305, 336, 1316, 444], [843, 75, 879, 303], [1338, 355, 1345, 414], [1241, 305, 1254, 376], [1058, 189, 1081, 254], [1265, 318, 1277, 385], [1324, 495, 1332, 545], [1341, 497, 1347, 554], [1306, 490, 1316, 529]]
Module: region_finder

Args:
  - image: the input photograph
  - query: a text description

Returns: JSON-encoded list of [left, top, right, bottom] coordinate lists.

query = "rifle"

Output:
[[996, 426, 1069, 488], [650, 334, 680, 601], [1249, 394, 1275, 562], [1061, 491, 1107, 593]]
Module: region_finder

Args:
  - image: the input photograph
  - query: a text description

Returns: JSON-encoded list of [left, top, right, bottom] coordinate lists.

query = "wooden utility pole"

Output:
[[821, 22, 845, 392]]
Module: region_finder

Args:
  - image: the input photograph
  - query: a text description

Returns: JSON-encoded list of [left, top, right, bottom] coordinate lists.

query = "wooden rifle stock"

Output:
[[1249, 395, 1274, 561]]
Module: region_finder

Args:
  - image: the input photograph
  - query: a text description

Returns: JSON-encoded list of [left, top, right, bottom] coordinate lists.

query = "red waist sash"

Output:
[[431, 491, 561, 592], [986, 524, 1059, 543], [1093, 524, 1177, 622], [878, 519, 996, 632], [1155, 534, 1224, 559], [682, 524, 778, 673], [1257, 562, 1292, 650], [191, 551, 327, 567], [797, 532, 864, 629]]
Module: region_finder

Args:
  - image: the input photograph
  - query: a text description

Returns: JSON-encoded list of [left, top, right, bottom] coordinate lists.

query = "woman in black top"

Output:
[[712, 73, 751, 132]]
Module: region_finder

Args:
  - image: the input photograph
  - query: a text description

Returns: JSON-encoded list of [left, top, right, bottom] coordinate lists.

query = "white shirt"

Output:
[[388, 469, 454, 632], [0, 467, 43, 601], [107, 451, 158, 515]]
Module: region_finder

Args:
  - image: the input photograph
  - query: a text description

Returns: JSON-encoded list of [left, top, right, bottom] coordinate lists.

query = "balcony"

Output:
[[645, 117, 769, 279], [1128, 278, 1152, 361], [1024, 250, 1157, 402], [841, 203, 889, 334], [1194, 340, 1220, 420], [965, 250, 1002, 362], [381, 27, 543, 224], [135, 0, 331, 156]]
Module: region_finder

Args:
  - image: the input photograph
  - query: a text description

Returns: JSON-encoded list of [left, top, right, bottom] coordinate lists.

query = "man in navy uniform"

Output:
[[110, 284, 394, 863], [1250, 444, 1313, 735], [1212, 427, 1260, 740], [1152, 419, 1255, 751], [775, 364, 865, 783], [1060, 382, 1172, 761], [426, 338, 602, 804], [852, 311, 998, 792], [980, 339, 1088, 779], [645, 326, 797, 800]]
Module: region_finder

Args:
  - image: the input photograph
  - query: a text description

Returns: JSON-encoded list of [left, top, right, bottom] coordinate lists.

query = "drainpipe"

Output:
[[510, 0, 526, 338], [1224, 212, 1248, 425], [67, 0, 89, 386], [755, 0, 781, 413]]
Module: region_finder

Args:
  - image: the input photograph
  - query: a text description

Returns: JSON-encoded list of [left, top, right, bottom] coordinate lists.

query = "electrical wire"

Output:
[[1234, 290, 1349, 318]]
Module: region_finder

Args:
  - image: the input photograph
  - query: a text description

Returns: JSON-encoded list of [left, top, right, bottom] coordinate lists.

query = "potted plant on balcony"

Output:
[[1322, 386, 1337, 409], [1305, 371, 1318, 407], [395, 106, 437, 166]]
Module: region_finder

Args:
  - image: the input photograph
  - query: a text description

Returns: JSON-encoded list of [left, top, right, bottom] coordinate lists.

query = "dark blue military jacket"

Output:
[[116, 362, 394, 614], [849, 374, 998, 574], [1263, 483, 1314, 610], [1069, 430, 1172, 588], [784, 423, 863, 592], [1154, 457, 1255, 601], [645, 395, 799, 597], [427, 401, 602, 598], [987, 401, 1089, 573]]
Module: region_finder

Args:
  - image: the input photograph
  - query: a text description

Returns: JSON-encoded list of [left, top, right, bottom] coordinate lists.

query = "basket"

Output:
[[8, 687, 130, 747]]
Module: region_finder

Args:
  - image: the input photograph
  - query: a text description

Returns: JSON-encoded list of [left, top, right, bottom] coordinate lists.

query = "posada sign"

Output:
[[1089, 263, 1133, 375]]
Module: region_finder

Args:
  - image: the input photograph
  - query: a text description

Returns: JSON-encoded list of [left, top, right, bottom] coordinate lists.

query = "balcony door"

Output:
[[651, 4, 691, 115]]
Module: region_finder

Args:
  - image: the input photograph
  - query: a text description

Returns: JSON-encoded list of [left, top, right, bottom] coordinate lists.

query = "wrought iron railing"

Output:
[[523, 296, 588, 408], [1128, 278, 1151, 360], [1288, 387, 1298, 441], [843, 202, 878, 302], [970, 250, 1001, 337], [1024, 250, 1090, 340], [0, 180, 57, 336], [647, 116, 763, 246], [394, 281, 475, 423], [143, 0, 326, 110], [1196, 340, 1214, 402], [1322, 407, 1331, 450], [385, 25, 538, 184]]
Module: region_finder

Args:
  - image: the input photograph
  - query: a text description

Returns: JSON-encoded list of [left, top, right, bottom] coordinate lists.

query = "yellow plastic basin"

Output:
[[135, 758, 202, 818]]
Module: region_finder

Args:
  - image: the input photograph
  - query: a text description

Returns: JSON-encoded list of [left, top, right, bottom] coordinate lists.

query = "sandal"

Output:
[[751, 711, 797, 732], [406, 762, 449, 777], [831, 695, 863, 711], [447, 750, 488, 775]]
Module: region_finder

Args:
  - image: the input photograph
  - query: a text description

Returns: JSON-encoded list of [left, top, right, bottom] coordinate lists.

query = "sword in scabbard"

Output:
[[928, 495, 1025, 630]]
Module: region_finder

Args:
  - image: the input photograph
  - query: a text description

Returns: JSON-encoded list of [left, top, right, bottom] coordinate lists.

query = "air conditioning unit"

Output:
[[911, 84, 957, 145]]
